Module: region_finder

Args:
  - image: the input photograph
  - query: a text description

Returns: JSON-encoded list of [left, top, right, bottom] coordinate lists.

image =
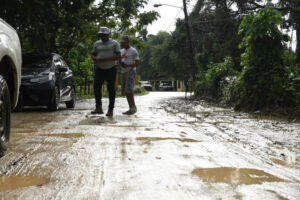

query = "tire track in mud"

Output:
[[162, 99, 300, 182]]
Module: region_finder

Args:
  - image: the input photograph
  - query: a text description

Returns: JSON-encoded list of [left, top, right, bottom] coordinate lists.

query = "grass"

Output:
[[76, 85, 149, 99]]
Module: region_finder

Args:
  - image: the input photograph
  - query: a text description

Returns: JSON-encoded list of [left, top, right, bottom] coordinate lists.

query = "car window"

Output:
[[23, 55, 52, 69], [60, 59, 69, 69], [54, 58, 62, 67]]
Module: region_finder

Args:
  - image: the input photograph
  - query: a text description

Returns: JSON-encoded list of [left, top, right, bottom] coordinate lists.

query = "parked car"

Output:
[[139, 81, 152, 91], [17, 53, 75, 111], [0, 18, 22, 157], [159, 82, 173, 91]]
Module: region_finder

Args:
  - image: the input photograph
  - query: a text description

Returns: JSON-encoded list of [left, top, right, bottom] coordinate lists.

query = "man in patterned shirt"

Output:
[[120, 36, 139, 115]]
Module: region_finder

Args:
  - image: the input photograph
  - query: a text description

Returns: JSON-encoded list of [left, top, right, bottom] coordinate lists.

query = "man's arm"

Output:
[[123, 60, 139, 68], [96, 52, 121, 62]]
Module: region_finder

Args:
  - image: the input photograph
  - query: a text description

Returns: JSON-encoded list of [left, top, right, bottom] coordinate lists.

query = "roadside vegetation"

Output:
[[138, 1, 300, 113]]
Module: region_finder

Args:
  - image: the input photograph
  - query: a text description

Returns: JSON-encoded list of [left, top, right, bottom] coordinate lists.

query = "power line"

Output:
[[165, 8, 183, 32]]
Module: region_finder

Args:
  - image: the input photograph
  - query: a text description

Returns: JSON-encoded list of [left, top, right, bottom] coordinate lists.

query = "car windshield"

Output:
[[22, 55, 52, 69]]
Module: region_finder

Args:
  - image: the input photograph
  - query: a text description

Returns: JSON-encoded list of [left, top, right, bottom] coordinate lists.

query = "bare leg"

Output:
[[126, 93, 135, 108], [123, 93, 136, 115]]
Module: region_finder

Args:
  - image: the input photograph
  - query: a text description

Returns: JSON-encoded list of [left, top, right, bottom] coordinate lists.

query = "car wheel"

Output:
[[65, 87, 75, 109], [48, 86, 59, 111], [0, 75, 11, 157]]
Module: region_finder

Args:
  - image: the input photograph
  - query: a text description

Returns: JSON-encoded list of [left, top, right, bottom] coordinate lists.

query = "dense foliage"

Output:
[[238, 8, 298, 109], [0, 0, 159, 94], [138, 0, 300, 110]]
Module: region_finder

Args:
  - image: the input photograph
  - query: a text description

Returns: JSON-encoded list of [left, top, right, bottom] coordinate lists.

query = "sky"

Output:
[[94, 0, 197, 35], [143, 0, 198, 35]]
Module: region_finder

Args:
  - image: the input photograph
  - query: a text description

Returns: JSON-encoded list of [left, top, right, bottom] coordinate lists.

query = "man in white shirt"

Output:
[[120, 36, 139, 115]]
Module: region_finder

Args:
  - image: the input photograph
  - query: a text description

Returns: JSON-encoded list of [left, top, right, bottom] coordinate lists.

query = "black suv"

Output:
[[17, 53, 76, 111]]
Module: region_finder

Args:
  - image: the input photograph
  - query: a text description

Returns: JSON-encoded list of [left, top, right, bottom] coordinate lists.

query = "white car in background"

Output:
[[0, 18, 22, 157]]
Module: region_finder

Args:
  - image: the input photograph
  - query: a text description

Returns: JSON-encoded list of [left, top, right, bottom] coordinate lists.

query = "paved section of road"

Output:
[[0, 92, 299, 199]]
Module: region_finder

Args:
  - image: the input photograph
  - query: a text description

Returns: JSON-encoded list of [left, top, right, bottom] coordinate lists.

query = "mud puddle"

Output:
[[270, 158, 299, 168], [0, 175, 48, 192], [192, 167, 286, 184], [45, 133, 84, 138], [137, 137, 200, 144]]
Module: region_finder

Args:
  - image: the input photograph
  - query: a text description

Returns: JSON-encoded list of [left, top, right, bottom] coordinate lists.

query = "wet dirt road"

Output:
[[0, 92, 300, 200]]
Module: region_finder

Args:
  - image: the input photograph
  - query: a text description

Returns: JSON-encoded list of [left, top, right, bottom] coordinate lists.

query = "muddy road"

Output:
[[0, 92, 299, 199]]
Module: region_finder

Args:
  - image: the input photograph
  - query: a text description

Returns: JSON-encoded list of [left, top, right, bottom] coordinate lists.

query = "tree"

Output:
[[238, 7, 296, 109], [0, 0, 159, 94]]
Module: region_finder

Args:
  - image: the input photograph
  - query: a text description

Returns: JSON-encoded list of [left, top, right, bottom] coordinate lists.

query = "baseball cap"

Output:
[[98, 27, 110, 34], [120, 35, 130, 43]]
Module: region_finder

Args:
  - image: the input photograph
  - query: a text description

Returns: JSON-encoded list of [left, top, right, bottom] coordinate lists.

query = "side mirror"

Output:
[[58, 67, 68, 73]]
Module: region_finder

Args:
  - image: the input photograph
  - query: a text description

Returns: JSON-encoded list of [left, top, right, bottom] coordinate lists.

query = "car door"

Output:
[[58, 58, 72, 101], [53, 57, 64, 98]]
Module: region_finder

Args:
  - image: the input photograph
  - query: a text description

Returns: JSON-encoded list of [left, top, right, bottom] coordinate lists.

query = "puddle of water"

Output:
[[192, 167, 286, 185], [233, 194, 242, 200], [198, 112, 212, 115], [11, 129, 39, 134], [270, 158, 298, 168], [46, 133, 84, 138], [214, 121, 233, 125], [171, 121, 203, 124], [0, 176, 48, 192], [227, 140, 237, 143], [243, 115, 287, 122], [214, 110, 233, 113], [136, 137, 200, 144], [106, 124, 146, 128]]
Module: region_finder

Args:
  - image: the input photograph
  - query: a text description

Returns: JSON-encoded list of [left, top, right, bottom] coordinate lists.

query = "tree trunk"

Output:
[[84, 77, 87, 95], [296, 22, 300, 65]]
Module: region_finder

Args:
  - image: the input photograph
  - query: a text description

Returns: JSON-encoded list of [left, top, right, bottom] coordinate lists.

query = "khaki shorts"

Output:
[[122, 70, 136, 95]]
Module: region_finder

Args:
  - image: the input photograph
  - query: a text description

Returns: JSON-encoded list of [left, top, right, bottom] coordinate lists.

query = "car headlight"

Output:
[[30, 72, 55, 83]]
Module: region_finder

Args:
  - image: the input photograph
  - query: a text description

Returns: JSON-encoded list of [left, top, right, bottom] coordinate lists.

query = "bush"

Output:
[[220, 75, 243, 104], [238, 7, 298, 110], [195, 56, 239, 99]]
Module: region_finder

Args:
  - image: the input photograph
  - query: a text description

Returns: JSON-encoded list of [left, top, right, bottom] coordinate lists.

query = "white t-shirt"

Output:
[[121, 47, 139, 73]]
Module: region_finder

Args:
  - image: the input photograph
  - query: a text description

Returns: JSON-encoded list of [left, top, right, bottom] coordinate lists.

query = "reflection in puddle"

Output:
[[137, 137, 200, 144], [192, 168, 286, 185], [0, 176, 48, 192]]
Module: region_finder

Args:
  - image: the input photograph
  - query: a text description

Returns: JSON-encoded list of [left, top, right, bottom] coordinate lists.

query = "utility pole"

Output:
[[182, 0, 196, 85], [182, 0, 196, 98]]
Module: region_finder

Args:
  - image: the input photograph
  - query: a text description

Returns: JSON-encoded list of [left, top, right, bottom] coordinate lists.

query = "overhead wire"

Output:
[[165, 7, 183, 32]]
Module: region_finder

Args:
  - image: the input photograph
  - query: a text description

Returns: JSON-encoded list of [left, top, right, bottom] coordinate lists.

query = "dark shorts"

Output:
[[122, 69, 136, 95]]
